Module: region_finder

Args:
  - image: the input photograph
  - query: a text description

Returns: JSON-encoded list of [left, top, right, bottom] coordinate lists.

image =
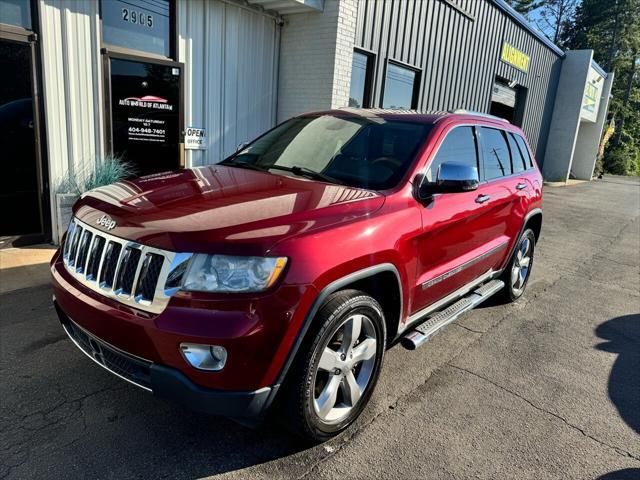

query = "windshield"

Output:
[[221, 114, 431, 190]]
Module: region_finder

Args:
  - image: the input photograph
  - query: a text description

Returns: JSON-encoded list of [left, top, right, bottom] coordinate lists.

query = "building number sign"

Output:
[[121, 8, 154, 28]]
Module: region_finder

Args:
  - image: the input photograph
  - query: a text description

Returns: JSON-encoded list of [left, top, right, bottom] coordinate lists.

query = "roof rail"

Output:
[[449, 109, 510, 123]]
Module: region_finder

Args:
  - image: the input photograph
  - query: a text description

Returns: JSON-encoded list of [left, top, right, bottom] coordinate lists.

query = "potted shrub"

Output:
[[55, 156, 134, 244]]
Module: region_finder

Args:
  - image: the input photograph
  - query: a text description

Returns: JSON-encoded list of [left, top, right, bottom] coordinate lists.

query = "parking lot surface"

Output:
[[1, 176, 639, 479]]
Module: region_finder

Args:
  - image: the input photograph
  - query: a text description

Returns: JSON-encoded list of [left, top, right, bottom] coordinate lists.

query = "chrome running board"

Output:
[[400, 279, 505, 350]]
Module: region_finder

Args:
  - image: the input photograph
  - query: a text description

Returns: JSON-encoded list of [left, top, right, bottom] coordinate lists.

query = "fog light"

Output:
[[180, 343, 227, 371]]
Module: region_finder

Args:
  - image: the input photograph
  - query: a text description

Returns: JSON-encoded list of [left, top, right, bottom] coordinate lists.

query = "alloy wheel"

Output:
[[312, 313, 377, 424], [511, 236, 532, 295]]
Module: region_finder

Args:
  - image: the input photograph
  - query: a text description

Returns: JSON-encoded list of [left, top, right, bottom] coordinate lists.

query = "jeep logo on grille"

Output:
[[96, 214, 116, 230]]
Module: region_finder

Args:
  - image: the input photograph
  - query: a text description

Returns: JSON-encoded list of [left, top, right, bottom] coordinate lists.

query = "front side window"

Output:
[[101, 0, 172, 57], [480, 127, 512, 180], [222, 115, 431, 190], [426, 127, 478, 182], [349, 51, 371, 108], [382, 63, 418, 110]]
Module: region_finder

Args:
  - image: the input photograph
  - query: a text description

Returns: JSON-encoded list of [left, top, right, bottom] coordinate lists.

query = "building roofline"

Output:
[[590, 60, 608, 78], [492, 0, 565, 58]]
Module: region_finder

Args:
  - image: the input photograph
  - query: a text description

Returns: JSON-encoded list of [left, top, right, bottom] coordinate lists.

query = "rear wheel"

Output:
[[279, 289, 386, 442], [500, 228, 535, 302]]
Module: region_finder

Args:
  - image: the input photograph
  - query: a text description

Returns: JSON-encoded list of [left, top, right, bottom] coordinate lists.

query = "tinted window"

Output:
[[481, 127, 511, 180], [382, 63, 418, 110], [0, 0, 31, 28], [349, 51, 370, 108], [507, 132, 527, 173], [427, 127, 478, 182], [222, 115, 431, 190], [102, 0, 171, 57], [514, 134, 533, 168]]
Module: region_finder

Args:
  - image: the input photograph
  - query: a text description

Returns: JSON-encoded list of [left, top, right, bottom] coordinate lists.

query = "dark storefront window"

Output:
[[109, 57, 181, 175], [101, 0, 171, 57], [0, 0, 31, 28], [349, 50, 372, 108], [382, 62, 419, 110]]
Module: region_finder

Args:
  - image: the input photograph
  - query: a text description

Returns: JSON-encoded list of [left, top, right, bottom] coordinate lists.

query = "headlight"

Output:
[[179, 254, 287, 293]]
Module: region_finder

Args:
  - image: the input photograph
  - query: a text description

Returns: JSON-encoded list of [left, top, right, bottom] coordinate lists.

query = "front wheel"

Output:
[[279, 289, 386, 442], [500, 228, 536, 302]]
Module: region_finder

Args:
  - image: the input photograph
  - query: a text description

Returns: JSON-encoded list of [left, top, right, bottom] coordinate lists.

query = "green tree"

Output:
[[563, 0, 640, 176], [507, 0, 544, 17], [536, 0, 578, 44]]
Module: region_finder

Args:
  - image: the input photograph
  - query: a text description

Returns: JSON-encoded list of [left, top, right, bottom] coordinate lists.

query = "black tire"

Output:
[[499, 228, 536, 302], [278, 289, 386, 443]]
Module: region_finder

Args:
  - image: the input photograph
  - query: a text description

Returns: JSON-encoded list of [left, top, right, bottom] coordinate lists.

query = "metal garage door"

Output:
[[180, 0, 280, 167], [491, 81, 517, 107]]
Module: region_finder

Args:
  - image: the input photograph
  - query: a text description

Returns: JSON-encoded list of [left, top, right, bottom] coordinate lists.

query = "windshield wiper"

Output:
[[219, 160, 266, 172], [267, 165, 344, 185]]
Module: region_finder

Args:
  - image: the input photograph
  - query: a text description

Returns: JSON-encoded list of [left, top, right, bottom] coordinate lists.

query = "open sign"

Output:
[[185, 127, 206, 150]]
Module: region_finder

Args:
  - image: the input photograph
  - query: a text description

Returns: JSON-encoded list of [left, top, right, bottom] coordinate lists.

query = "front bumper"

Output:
[[55, 301, 274, 418]]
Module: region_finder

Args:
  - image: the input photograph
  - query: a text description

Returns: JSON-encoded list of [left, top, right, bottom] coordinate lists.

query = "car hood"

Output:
[[73, 165, 385, 254]]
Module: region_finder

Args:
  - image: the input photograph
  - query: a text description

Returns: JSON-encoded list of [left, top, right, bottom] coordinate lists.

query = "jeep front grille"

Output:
[[62, 217, 181, 314]]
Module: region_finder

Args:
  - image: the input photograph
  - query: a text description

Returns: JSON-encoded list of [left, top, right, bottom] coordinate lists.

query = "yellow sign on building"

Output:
[[501, 42, 530, 73]]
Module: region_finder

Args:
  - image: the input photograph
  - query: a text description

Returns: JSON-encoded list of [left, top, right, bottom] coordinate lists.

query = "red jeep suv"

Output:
[[51, 109, 542, 441]]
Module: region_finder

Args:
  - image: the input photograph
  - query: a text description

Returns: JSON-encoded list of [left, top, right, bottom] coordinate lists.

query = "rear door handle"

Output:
[[475, 194, 491, 204], [516, 182, 527, 190]]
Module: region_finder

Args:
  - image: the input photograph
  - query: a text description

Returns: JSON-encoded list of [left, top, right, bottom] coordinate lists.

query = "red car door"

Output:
[[411, 124, 520, 316]]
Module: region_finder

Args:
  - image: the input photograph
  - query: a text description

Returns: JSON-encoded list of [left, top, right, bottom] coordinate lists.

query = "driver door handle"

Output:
[[516, 182, 527, 190], [475, 194, 491, 204]]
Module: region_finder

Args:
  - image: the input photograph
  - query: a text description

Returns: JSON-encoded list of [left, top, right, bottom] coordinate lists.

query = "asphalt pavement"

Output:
[[1, 175, 638, 479]]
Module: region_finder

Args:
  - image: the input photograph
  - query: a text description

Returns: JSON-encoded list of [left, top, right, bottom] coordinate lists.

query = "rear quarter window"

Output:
[[513, 133, 534, 168], [507, 133, 527, 173]]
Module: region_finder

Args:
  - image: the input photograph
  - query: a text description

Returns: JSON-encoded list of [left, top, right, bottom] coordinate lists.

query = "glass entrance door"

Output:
[[0, 38, 42, 241], [107, 55, 182, 176]]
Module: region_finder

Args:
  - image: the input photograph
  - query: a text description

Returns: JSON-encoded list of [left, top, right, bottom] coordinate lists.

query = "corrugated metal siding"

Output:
[[179, 0, 279, 167], [354, 0, 562, 160], [39, 0, 104, 182], [39, 0, 104, 240]]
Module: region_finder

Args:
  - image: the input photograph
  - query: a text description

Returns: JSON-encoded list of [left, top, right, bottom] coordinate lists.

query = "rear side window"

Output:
[[513, 134, 534, 168], [480, 127, 511, 180], [426, 126, 478, 181], [507, 133, 527, 173]]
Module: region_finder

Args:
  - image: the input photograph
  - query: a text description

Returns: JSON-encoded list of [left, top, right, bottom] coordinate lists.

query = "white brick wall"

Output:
[[277, 0, 358, 122]]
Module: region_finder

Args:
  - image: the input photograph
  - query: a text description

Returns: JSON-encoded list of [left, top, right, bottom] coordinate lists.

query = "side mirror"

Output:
[[416, 162, 479, 200]]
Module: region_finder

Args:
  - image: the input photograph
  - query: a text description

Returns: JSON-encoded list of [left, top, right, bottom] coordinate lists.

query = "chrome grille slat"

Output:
[[62, 217, 179, 314], [114, 247, 142, 296], [99, 241, 122, 288], [76, 230, 93, 273], [94, 236, 110, 286], [108, 242, 128, 291], [86, 236, 106, 280], [69, 226, 84, 266]]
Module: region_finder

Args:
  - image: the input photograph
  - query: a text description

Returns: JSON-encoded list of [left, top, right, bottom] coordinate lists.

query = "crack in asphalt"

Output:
[[296, 214, 639, 479], [448, 364, 640, 463], [0, 383, 127, 480], [454, 323, 485, 335]]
